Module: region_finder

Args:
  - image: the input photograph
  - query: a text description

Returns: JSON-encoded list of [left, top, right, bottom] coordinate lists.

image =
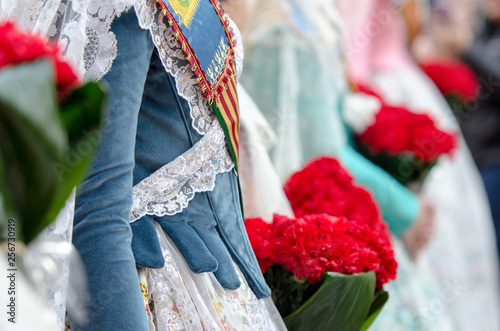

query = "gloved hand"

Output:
[[131, 211, 241, 290], [128, 30, 270, 298], [130, 171, 271, 298], [156, 212, 242, 290]]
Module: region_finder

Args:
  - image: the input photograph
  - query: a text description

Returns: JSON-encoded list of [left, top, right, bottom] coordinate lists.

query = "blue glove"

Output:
[[131, 170, 270, 297], [132, 212, 241, 290]]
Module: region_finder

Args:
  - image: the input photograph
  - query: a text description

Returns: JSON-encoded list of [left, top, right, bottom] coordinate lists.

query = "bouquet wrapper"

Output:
[[356, 142, 436, 190], [267, 266, 388, 331]]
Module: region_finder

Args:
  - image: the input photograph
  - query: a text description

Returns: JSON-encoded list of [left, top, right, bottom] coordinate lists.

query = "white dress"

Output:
[[372, 65, 500, 331], [238, 84, 294, 220]]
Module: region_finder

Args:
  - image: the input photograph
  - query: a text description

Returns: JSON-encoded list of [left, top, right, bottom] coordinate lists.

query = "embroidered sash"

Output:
[[156, 0, 240, 170]]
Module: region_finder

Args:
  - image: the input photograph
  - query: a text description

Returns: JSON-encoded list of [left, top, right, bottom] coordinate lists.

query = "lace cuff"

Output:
[[131, 122, 234, 222]]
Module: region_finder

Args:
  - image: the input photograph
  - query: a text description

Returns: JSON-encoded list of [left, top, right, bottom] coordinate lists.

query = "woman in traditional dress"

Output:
[[340, 0, 500, 329], [242, 0, 434, 265], [240, 0, 463, 329]]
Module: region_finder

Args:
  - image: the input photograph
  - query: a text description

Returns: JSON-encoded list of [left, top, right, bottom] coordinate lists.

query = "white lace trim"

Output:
[[82, 1, 135, 81], [131, 122, 233, 222], [1, 0, 134, 81], [5, 1, 240, 223], [135, 0, 215, 135]]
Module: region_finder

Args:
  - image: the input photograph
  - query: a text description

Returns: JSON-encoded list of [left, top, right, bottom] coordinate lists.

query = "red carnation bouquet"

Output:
[[246, 214, 396, 331], [247, 157, 397, 330], [0, 20, 105, 243], [345, 85, 457, 187], [0, 21, 81, 99], [420, 58, 479, 116]]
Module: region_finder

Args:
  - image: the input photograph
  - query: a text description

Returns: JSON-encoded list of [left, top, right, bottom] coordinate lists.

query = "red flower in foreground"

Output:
[[0, 20, 80, 98], [284, 156, 386, 234], [420, 59, 479, 101], [245, 214, 397, 287]]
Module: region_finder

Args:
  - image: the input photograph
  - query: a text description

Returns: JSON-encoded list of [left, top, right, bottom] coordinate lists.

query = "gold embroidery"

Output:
[[167, 0, 201, 28], [206, 37, 229, 83]]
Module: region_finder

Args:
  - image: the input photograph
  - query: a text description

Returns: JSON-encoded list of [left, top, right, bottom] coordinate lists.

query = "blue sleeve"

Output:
[[71, 11, 152, 330], [339, 146, 420, 235]]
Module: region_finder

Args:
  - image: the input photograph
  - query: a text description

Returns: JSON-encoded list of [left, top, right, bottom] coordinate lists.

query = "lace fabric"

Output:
[[3, 0, 242, 224], [131, 122, 233, 222], [0, 3, 134, 328], [1, 0, 134, 80], [139, 222, 286, 331], [2, 1, 256, 329]]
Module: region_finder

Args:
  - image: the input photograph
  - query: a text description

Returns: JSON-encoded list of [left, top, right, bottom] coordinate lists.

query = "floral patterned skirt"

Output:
[[138, 221, 286, 331]]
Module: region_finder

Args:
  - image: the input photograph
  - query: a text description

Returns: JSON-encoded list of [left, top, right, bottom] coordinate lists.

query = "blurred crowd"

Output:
[[235, 0, 500, 329]]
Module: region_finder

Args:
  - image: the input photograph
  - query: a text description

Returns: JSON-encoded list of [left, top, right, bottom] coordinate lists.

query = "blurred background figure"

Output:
[[460, 0, 500, 265], [241, 0, 500, 329], [340, 0, 500, 330], [416, 0, 500, 271], [414, 0, 484, 59], [241, 0, 455, 329]]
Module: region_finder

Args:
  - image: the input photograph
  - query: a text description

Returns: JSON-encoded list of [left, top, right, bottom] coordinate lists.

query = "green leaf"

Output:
[[446, 94, 468, 117], [0, 60, 105, 243], [283, 272, 377, 331], [266, 265, 325, 317], [60, 82, 105, 143], [360, 289, 389, 331], [0, 59, 66, 242], [42, 82, 105, 237], [356, 142, 435, 186]]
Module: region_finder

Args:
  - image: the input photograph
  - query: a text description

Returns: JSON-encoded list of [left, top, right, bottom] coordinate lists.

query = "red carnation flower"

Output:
[[245, 217, 277, 273], [0, 20, 81, 99], [357, 98, 457, 162], [420, 59, 479, 102], [284, 156, 388, 235], [246, 214, 397, 287]]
